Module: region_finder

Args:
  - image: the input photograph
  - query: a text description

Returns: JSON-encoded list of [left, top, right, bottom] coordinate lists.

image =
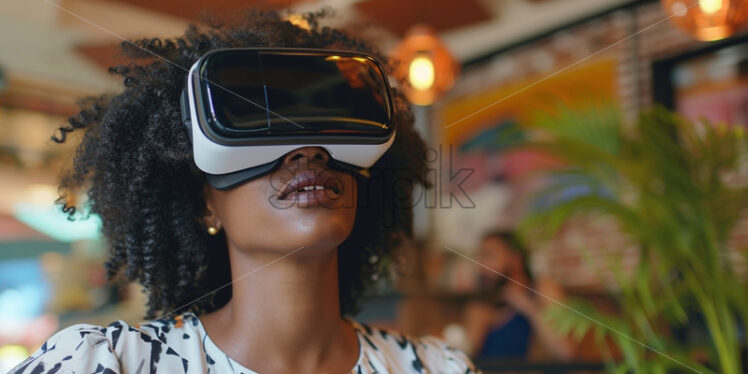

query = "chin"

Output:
[[279, 211, 355, 253]]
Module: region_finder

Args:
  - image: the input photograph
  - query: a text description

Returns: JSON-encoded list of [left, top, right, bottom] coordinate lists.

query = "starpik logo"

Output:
[[267, 145, 475, 212]]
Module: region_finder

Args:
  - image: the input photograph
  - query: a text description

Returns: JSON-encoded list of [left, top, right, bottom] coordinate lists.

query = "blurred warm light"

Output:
[[408, 55, 435, 90], [286, 14, 310, 30], [391, 25, 460, 106], [699, 0, 722, 14], [662, 0, 748, 41]]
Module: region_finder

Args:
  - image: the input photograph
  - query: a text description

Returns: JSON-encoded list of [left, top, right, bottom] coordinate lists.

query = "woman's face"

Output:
[[204, 147, 358, 255]]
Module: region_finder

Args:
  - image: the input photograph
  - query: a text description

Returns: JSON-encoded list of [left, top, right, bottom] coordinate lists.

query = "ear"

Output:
[[202, 184, 222, 228]]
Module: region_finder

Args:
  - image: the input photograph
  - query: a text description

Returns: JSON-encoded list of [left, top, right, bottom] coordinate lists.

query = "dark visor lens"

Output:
[[201, 50, 393, 138]]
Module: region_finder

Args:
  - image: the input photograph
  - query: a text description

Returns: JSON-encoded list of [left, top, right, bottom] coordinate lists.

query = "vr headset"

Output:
[[180, 48, 396, 190]]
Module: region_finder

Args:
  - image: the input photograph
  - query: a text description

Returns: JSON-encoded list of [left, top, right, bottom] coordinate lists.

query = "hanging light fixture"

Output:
[[662, 0, 748, 41], [391, 25, 460, 106]]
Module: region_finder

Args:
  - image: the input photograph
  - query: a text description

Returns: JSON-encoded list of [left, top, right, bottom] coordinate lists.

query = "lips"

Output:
[[277, 170, 342, 201]]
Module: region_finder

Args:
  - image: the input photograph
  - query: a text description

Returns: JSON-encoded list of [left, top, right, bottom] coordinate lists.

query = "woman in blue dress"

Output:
[[464, 231, 576, 362]]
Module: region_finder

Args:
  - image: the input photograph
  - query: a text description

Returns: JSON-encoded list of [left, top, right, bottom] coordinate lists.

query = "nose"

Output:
[[283, 146, 330, 165]]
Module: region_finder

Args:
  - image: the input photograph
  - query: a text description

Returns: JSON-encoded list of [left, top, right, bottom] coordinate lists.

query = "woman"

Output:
[[11, 10, 480, 374], [464, 231, 575, 361]]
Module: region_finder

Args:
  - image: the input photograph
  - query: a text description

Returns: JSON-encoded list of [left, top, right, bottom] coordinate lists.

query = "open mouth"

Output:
[[277, 170, 343, 200]]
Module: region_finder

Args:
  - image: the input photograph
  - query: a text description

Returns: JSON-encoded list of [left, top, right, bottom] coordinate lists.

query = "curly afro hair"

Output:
[[54, 9, 428, 319]]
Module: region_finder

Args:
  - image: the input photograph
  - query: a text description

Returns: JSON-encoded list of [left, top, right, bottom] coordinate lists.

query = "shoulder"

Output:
[[10, 314, 204, 374], [10, 322, 122, 374], [352, 320, 482, 374]]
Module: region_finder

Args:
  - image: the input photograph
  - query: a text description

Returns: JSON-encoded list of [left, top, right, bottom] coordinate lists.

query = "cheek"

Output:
[[492, 254, 507, 272], [213, 182, 272, 246], [480, 251, 506, 273]]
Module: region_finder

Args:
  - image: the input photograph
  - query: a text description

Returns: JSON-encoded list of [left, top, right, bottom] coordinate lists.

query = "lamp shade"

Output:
[[391, 25, 460, 106], [662, 0, 748, 41]]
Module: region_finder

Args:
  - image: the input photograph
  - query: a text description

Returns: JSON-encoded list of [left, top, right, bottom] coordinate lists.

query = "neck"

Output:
[[199, 245, 359, 373]]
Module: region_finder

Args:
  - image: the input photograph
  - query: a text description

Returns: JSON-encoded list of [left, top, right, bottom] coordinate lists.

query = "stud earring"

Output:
[[207, 226, 219, 235]]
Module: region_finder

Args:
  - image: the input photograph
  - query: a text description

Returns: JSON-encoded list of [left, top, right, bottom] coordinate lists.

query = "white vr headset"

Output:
[[180, 48, 397, 189]]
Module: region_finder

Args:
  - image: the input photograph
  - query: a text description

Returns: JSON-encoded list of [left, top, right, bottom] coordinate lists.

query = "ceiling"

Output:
[[0, 0, 651, 216], [0, 0, 642, 102]]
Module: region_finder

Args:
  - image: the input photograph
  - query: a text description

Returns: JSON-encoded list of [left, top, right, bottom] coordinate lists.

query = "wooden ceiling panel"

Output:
[[75, 43, 128, 71], [106, 0, 311, 22], [355, 0, 492, 35]]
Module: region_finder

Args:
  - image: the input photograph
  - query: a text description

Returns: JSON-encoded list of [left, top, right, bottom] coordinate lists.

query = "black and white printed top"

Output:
[[10, 313, 482, 374]]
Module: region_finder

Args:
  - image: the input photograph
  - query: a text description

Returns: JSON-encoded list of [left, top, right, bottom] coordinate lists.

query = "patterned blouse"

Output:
[[10, 313, 482, 374]]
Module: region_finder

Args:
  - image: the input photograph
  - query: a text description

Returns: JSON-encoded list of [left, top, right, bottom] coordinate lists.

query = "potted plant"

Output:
[[520, 104, 748, 374]]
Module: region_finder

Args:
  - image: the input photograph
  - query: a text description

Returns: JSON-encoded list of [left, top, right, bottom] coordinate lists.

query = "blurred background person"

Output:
[[464, 230, 576, 362]]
